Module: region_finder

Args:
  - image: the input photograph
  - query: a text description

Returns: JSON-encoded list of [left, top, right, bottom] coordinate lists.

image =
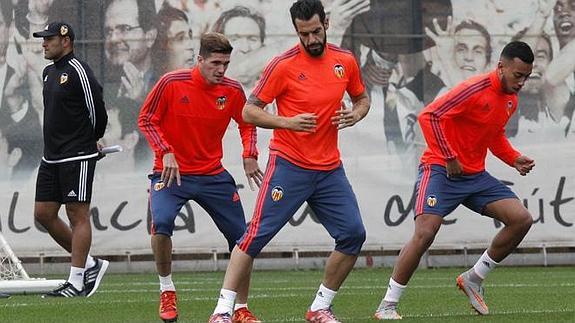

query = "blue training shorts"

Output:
[[237, 155, 366, 257], [149, 170, 246, 251], [414, 164, 518, 217]]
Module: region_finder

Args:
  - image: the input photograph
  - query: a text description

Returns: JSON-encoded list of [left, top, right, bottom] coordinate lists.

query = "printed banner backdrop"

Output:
[[0, 0, 574, 257]]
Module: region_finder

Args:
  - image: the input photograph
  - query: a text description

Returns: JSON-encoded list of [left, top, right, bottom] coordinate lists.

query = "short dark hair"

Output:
[[199, 32, 233, 57], [136, 0, 157, 32], [454, 20, 492, 65], [212, 6, 266, 44], [289, 0, 326, 28], [500, 41, 534, 64]]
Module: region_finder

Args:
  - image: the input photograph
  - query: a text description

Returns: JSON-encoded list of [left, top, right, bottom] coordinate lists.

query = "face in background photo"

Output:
[[212, 6, 266, 86], [165, 16, 194, 70], [522, 35, 552, 95], [153, 4, 195, 75], [453, 21, 491, 79], [553, 0, 575, 47], [104, 0, 155, 68], [224, 15, 264, 55]]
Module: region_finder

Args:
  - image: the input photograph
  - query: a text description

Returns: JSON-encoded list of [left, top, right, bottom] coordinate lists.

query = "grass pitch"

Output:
[[1, 267, 574, 322]]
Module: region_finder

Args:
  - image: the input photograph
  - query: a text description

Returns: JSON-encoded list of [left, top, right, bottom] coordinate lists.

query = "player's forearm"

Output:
[[543, 82, 570, 122], [243, 104, 290, 129], [238, 124, 259, 158], [489, 134, 520, 167], [544, 40, 575, 87], [351, 92, 370, 121]]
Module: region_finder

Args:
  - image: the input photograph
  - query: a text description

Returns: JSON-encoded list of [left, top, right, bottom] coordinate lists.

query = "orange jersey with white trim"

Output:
[[138, 67, 258, 175], [252, 43, 365, 170], [418, 70, 521, 174]]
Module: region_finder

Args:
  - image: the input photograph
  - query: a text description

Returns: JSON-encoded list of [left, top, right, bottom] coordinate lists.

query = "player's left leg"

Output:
[[64, 202, 92, 287], [458, 174, 533, 314], [483, 198, 533, 263], [304, 165, 366, 323], [210, 155, 313, 322], [195, 171, 260, 323], [63, 159, 98, 294]]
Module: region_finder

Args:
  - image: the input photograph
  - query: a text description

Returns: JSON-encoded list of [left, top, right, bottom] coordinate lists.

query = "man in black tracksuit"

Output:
[[32, 22, 109, 297]]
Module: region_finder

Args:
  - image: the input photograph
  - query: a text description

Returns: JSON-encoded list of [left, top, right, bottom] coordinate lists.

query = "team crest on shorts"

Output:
[[271, 186, 284, 202], [60, 73, 68, 84], [216, 96, 226, 110], [334, 64, 345, 79], [426, 195, 437, 207], [154, 181, 165, 191]]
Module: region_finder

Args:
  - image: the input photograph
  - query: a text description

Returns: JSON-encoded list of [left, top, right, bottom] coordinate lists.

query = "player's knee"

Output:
[[515, 210, 533, 232], [151, 217, 175, 236], [34, 210, 56, 225], [34, 212, 49, 225], [336, 224, 366, 254], [414, 227, 437, 247]]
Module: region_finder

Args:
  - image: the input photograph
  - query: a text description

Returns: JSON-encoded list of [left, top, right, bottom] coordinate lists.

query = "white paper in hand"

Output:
[[100, 145, 123, 155]]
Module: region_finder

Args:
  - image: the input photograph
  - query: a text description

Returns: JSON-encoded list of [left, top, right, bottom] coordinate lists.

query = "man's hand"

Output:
[[514, 155, 535, 176], [286, 113, 318, 132], [119, 62, 146, 101], [243, 157, 264, 191], [446, 158, 463, 178], [161, 153, 181, 187], [326, 0, 371, 32], [331, 102, 361, 129]]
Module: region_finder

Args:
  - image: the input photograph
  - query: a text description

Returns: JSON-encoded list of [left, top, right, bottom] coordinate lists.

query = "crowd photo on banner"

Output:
[[0, 0, 574, 257]]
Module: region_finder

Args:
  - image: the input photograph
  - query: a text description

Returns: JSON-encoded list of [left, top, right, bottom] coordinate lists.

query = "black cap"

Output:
[[32, 22, 75, 41]]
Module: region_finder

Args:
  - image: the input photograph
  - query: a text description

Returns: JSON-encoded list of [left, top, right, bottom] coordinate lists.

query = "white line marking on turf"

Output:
[[98, 281, 575, 293]]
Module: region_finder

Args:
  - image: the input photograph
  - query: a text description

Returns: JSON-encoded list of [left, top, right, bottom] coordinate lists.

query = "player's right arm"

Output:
[[243, 95, 318, 132], [138, 76, 180, 186], [138, 76, 173, 155], [418, 80, 483, 175]]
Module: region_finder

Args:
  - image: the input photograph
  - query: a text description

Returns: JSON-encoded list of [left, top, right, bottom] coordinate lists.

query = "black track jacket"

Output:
[[41, 52, 107, 163]]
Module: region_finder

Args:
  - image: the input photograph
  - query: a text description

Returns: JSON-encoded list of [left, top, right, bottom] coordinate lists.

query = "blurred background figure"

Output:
[[426, 18, 492, 89], [212, 5, 267, 90], [545, 0, 575, 136], [152, 3, 195, 76], [0, 0, 42, 181], [103, 0, 158, 170], [98, 107, 140, 173], [341, 0, 451, 162]]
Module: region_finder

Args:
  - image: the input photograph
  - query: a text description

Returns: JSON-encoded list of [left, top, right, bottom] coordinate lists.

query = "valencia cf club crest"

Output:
[[60, 73, 68, 84], [271, 186, 284, 202], [506, 100, 513, 116], [216, 96, 226, 110], [426, 195, 437, 207], [154, 181, 165, 191], [334, 64, 345, 79]]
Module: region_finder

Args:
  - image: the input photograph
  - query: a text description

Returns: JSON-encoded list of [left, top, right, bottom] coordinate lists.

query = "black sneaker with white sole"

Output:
[[43, 282, 86, 297], [84, 258, 109, 297]]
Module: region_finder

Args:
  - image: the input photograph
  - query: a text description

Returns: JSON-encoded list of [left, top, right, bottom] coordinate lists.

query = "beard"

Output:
[[302, 33, 327, 57]]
